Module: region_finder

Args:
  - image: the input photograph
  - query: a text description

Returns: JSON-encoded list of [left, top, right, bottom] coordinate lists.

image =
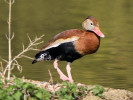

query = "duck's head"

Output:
[[82, 16, 105, 38]]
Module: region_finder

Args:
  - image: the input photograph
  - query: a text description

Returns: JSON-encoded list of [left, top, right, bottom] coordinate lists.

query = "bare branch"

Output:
[[21, 55, 34, 60], [3, 67, 8, 76], [10, 35, 44, 62], [22, 43, 25, 50], [48, 69, 55, 94], [17, 65, 22, 73], [0, 57, 8, 63], [3, 34, 44, 78], [31, 41, 44, 46], [14, 59, 19, 65], [29, 48, 39, 51], [0, 62, 4, 73], [11, 62, 15, 70], [7, 0, 13, 80], [39, 34, 45, 38], [27, 34, 32, 43], [11, 32, 14, 40], [5, 34, 9, 40], [11, 0, 15, 5], [13, 60, 22, 72], [11, 63, 22, 73]]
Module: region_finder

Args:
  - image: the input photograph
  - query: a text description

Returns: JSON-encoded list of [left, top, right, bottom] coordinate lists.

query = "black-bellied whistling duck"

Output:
[[32, 16, 104, 83]]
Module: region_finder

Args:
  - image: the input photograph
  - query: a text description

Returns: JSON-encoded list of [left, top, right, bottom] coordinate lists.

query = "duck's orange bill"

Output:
[[94, 27, 105, 38]]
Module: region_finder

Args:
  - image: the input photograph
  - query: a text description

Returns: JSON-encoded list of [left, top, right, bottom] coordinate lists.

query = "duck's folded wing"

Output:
[[40, 29, 83, 51]]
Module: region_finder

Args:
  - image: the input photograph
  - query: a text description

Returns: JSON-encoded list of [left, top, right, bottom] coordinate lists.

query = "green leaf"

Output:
[[13, 76, 23, 88], [5, 96, 14, 100], [92, 85, 105, 98], [22, 82, 31, 89], [13, 91, 22, 100], [7, 85, 15, 93], [0, 80, 4, 88], [64, 95, 73, 100], [93, 88, 100, 95], [35, 92, 42, 99], [98, 93, 104, 98], [62, 82, 68, 86]]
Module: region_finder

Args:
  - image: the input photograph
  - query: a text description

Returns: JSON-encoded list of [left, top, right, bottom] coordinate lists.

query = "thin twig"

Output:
[[11, 0, 15, 4], [5, 34, 9, 40], [0, 62, 4, 74], [3, 66, 8, 76], [22, 43, 25, 50], [27, 34, 32, 43], [0, 62, 6, 81], [10, 62, 15, 70], [31, 41, 44, 46], [48, 69, 55, 94], [0, 57, 8, 63], [29, 48, 39, 51], [11, 32, 14, 40], [21, 55, 34, 60], [13, 60, 22, 72]]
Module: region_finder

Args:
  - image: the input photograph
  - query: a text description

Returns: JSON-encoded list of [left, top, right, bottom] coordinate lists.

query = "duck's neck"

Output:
[[86, 30, 100, 41]]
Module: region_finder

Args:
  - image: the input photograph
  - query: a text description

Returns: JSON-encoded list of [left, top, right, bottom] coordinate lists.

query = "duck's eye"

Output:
[[90, 22, 93, 25], [40, 53, 46, 58], [40, 54, 44, 58]]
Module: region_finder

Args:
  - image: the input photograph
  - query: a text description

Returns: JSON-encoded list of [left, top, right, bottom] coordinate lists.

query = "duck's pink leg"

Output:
[[53, 59, 69, 81], [66, 62, 74, 83]]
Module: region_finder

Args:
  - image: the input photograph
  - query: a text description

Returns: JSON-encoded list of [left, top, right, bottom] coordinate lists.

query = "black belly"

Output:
[[45, 42, 82, 62]]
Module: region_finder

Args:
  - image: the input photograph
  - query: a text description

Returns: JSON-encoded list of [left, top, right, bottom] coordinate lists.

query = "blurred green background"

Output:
[[0, 0, 133, 91]]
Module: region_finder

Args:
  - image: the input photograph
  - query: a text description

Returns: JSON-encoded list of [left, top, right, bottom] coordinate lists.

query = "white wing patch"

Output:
[[44, 36, 79, 50]]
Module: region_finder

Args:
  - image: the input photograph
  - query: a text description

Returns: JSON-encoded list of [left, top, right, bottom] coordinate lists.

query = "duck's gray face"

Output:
[[32, 52, 45, 64], [82, 17, 105, 38]]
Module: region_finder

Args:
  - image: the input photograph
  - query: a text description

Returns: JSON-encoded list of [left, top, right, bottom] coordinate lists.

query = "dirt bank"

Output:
[[22, 79, 133, 100]]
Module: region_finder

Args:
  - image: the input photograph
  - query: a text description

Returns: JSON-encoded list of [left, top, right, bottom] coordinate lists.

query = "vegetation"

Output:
[[55, 82, 88, 100], [0, 76, 105, 100], [0, 76, 51, 100], [91, 84, 105, 98]]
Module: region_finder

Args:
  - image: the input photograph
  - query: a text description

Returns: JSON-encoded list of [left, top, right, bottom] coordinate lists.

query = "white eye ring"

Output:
[[40, 54, 46, 58], [40, 54, 44, 58]]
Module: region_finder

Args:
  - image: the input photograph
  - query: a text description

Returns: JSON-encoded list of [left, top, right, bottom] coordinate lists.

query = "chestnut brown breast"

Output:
[[74, 31, 100, 55]]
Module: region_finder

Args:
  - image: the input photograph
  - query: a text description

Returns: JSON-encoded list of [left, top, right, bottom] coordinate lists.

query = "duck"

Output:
[[32, 16, 104, 83]]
